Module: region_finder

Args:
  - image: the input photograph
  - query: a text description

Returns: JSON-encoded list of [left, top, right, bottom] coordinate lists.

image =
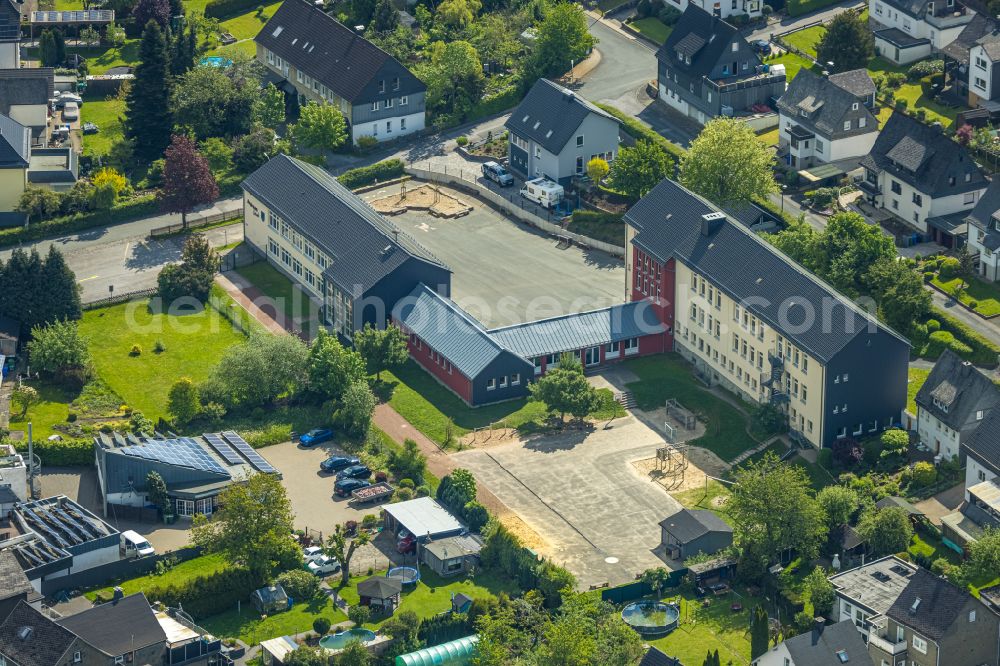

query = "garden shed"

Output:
[[421, 534, 484, 578], [395, 635, 478, 666], [0, 315, 19, 356], [659, 508, 733, 560]]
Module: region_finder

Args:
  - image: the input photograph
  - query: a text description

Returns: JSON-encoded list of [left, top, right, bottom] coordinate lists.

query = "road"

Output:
[[1, 197, 242, 303], [747, 0, 866, 41]]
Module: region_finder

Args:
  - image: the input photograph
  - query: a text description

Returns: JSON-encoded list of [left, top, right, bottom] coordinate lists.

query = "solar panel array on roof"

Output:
[[203, 433, 244, 466], [222, 431, 277, 474], [119, 438, 229, 476]]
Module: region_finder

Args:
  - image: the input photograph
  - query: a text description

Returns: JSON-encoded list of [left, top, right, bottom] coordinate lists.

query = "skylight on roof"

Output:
[[272, 25, 284, 37], [533, 121, 540, 129], [522, 115, 529, 122], [835, 650, 849, 663], [291, 37, 297, 44], [545, 130, 553, 138]]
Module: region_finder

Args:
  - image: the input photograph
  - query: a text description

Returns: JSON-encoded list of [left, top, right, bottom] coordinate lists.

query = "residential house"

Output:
[[776, 69, 879, 172], [658, 508, 733, 560], [753, 619, 874, 666], [56, 594, 167, 666], [828, 555, 918, 640], [869, 0, 975, 64], [624, 178, 910, 449], [505, 78, 620, 185], [0, 601, 86, 666], [940, 13, 996, 104], [241, 154, 451, 339], [255, 0, 426, 144], [420, 534, 484, 578], [964, 25, 1000, 106], [940, 405, 1000, 548], [0, 69, 54, 140], [866, 567, 1000, 666], [0, 113, 78, 217], [859, 111, 988, 246], [656, 7, 786, 125], [0, 0, 21, 69], [964, 406, 1000, 492], [914, 348, 1000, 459], [965, 178, 1000, 280], [660, 0, 762, 21]]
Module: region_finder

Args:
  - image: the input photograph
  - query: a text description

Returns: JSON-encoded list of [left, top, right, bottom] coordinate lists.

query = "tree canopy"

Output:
[[354, 323, 409, 381], [608, 141, 672, 199], [856, 506, 913, 556], [680, 117, 778, 206], [307, 329, 367, 400], [158, 135, 219, 228], [528, 3, 594, 79], [125, 21, 173, 161], [292, 102, 349, 152], [816, 11, 875, 73], [528, 355, 599, 424], [204, 333, 309, 408]]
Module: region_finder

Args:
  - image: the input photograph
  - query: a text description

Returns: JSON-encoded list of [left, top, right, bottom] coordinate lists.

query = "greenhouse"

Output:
[[395, 635, 478, 666]]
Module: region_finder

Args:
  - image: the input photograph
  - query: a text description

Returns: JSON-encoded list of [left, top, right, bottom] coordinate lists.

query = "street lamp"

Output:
[[780, 184, 788, 215]]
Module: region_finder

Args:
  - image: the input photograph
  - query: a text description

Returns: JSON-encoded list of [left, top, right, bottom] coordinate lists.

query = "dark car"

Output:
[[396, 529, 416, 554], [334, 478, 371, 497], [300, 428, 334, 447], [482, 161, 514, 186], [336, 464, 372, 480], [751, 39, 771, 55], [320, 455, 361, 473]]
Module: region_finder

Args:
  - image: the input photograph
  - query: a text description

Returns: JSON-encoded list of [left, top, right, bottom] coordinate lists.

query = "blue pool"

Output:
[[621, 600, 679, 636], [200, 56, 232, 67], [319, 628, 377, 651]]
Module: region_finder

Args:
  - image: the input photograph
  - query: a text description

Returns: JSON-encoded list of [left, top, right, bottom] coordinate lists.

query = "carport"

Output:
[[381, 497, 465, 550]]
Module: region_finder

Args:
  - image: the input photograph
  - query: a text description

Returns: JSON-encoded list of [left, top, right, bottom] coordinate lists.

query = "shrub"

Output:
[[361, 514, 379, 529], [658, 5, 682, 24], [348, 604, 371, 626], [375, 470, 388, 483], [907, 59, 943, 81], [594, 103, 685, 164], [356, 135, 379, 152], [140, 567, 262, 617], [67, 412, 78, 422], [915, 108, 927, 121], [895, 99, 909, 112], [398, 478, 415, 489], [463, 500, 489, 532], [130, 344, 142, 356], [415, 484, 430, 497], [636, 0, 652, 17], [762, 3, 773, 14], [938, 256, 961, 279], [153, 339, 166, 353], [337, 159, 405, 189], [276, 569, 321, 601], [394, 487, 415, 502], [923, 271, 934, 283], [885, 72, 907, 89], [932, 309, 1000, 366], [832, 437, 863, 467], [15, 438, 91, 465], [969, 299, 979, 309], [455, 136, 469, 147], [313, 617, 331, 635], [925, 330, 973, 359], [911, 461, 937, 487]]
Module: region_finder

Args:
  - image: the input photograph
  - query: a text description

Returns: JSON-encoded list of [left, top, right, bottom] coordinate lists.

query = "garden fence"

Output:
[[149, 209, 242, 237], [82, 287, 157, 309], [406, 162, 626, 258]]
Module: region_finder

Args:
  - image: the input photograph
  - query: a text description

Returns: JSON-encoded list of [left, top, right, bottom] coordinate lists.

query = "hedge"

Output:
[[204, 0, 260, 18], [924, 331, 973, 360], [594, 103, 686, 165], [338, 159, 406, 190], [132, 567, 262, 617], [479, 520, 574, 609], [0, 196, 157, 249], [14, 438, 93, 466], [787, 0, 842, 15], [931, 307, 1000, 367]]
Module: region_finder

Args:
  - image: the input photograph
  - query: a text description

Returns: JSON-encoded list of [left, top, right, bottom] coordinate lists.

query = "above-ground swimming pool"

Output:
[[319, 628, 377, 651], [387, 566, 420, 586], [200, 56, 232, 67], [621, 600, 680, 636]]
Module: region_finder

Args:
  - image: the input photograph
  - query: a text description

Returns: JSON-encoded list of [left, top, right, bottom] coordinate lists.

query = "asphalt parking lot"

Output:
[[452, 411, 679, 589], [361, 185, 626, 328]]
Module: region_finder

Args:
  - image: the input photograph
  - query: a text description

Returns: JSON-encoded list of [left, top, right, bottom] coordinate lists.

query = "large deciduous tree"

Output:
[[528, 354, 599, 424], [353, 323, 409, 381], [323, 523, 372, 586], [335, 381, 376, 437], [172, 65, 260, 139], [133, 0, 170, 28], [292, 102, 348, 152], [158, 135, 219, 229], [680, 117, 778, 206], [253, 84, 286, 129], [963, 526, 1000, 582], [125, 21, 173, 161], [608, 140, 672, 199], [307, 329, 367, 400], [421, 41, 485, 123], [815, 212, 895, 296], [816, 485, 861, 530], [816, 11, 875, 73], [205, 333, 309, 408], [372, 0, 401, 32], [26, 320, 91, 380], [856, 506, 913, 556], [528, 3, 594, 79]]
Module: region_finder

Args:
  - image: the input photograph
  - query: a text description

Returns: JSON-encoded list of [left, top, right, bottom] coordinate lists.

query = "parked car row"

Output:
[[302, 545, 341, 576]]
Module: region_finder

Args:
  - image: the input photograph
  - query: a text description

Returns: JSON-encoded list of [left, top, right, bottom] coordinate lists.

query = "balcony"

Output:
[[868, 633, 907, 657], [858, 179, 881, 196]]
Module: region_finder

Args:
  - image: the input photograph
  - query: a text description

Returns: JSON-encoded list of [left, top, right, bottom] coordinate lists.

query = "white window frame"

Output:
[[912, 635, 927, 654], [487, 378, 496, 391]]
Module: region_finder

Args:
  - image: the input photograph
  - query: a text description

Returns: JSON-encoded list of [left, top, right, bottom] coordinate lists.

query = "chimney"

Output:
[[701, 211, 726, 236], [392, 229, 400, 242], [812, 617, 826, 642]]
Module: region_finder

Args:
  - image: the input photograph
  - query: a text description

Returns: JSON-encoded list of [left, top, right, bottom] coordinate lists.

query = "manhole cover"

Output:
[[605, 556, 619, 564]]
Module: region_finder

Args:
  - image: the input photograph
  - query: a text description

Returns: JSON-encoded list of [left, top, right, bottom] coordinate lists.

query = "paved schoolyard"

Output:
[[361, 185, 625, 328], [452, 412, 680, 589]]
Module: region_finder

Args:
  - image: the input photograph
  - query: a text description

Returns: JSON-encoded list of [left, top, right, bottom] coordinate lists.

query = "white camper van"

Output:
[[519, 177, 564, 209]]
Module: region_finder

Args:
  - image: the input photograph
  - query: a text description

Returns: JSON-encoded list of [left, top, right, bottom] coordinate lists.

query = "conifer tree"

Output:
[[125, 21, 174, 161]]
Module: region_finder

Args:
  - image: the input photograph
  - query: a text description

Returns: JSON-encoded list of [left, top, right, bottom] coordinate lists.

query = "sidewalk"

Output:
[[214, 272, 294, 337]]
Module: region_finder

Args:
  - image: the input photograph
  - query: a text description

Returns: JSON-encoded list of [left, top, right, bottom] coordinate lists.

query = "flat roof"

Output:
[[155, 612, 200, 645], [969, 479, 1000, 512], [828, 555, 917, 616], [383, 497, 464, 538]]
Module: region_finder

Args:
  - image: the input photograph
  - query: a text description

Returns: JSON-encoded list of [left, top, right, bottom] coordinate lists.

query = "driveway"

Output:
[[914, 482, 966, 527], [452, 412, 680, 589]]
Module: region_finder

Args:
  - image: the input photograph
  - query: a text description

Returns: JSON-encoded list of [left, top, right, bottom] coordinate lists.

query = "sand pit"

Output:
[[369, 183, 473, 218], [632, 445, 729, 493]]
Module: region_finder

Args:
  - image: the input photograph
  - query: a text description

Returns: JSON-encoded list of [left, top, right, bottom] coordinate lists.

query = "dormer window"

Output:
[[933, 397, 949, 412], [731, 42, 738, 52], [378, 80, 385, 93]]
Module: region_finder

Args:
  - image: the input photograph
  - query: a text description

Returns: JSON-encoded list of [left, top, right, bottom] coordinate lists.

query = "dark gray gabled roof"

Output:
[[57, 593, 166, 657], [623, 179, 909, 363], [241, 155, 448, 294], [0, 601, 77, 666], [967, 175, 1000, 251], [656, 7, 744, 81], [638, 647, 684, 666], [776, 69, 877, 139], [0, 552, 32, 602], [977, 29, 1000, 60], [658, 508, 732, 543], [0, 69, 54, 124], [357, 576, 402, 599], [255, 0, 423, 103], [0, 113, 29, 169], [395, 284, 513, 379], [914, 349, 1000, 430], [781, 620, 873, 666], [963, 406, 1000, 476], [504, 79, 618, 155], [0, 0, 20, 42], [886, 568, 975, 641], [861, 112, 987, 198], [942, 13, 997, 62], [828, 69, 877, 99]]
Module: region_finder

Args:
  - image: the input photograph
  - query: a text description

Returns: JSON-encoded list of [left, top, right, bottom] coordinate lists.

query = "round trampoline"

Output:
[[319, 628, 377, 651], [387, 566, 420, 586], [621, 600, 679, 637]]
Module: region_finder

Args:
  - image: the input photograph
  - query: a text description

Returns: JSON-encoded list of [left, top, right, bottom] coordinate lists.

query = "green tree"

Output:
[[106, 22, 126, 47], [528, 3, 594, 78], [639, 567, 671, 598], [146, 471, 170, 515], [292, 101, 348, 152], [803, 566, 835, 616], [354, 323, 409, 381], [39, 30, 58, 66], [276, 568, 321, 599], [352, 0, 377, 25], [16, 187, 63, 222], [528, 358, 599, 424], [728, 452, 828, 575], [816, 212, 896, 296], [963, 526, 1000, 582], [338, 640, 372, 666], [817, 485, 860, 529], [79, 25, 100, 46], [307, 329, 367, 400], [125, 21, 174, 161], [192, 472, 297, 579], [207, 333, 309, 408], [437, 468, 477, 514], [233, 127, 284, 173], [387, 438, 427, 483], [586, 156, 609, 184], [158, 134, 219, 229], [865, 258, 930, 335], [324, 523, 372, 586], [38, 245, 82, 326], [372, 0, 400, 32], [284, 646, 326, 666], [436, 0, 480, 31], [816, 11, 875, 73], [90, 167, 130, 210], [336, 381, 377, 437], [157, 234, 218, 304], [469, 13, 520, 70], [880, 428, 909, 462], [348, 604, 371, 626], [199, 137, 234, 173], [702, 650, 721, 666], [608, 140, 672, 199], [27, 320, 90, 378], [382, 610, 422, 655], [11, 385, 39, 419], [254, 83, 286, 129], [680, 117, 778, 206], [857, 506, 913, 556], [421, 40, 485, 122], [172, 65, 260, 140], [170, 24, 197, 77], [167, 377, 200, 424], [750, 605, 769, 660]]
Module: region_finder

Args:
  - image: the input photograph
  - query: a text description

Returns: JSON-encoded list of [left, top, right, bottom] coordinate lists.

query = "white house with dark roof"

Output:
[[776, 68, 879, 172], [753, 619, 873, 666], [966, 29, 1000, 106], [505, 78, 620, 185], [966, 178, 1000, 280], [255, 0, 426, 144], [914, 348, 1000, 460], [828, 555, 918, 640], [869, 0, 976, 64], [0, 0, 21, 69], [859, 111, 988, 245], [660, 0, 762, 20]]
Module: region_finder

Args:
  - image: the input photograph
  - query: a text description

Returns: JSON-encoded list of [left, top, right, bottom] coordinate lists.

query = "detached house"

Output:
[[859, 112, 987, 245], [255, 0, 426, 144], [914, 348, 1000, 460], [870, 0, 976, 64], [505, 79, 620, 185], [0, 0, 21, 69], [940, 401, 1000, 549], [776, 69, 879, 171], [967, 179, 1000, 280], [660, 0, 762, 20], [752, 619, 873, 666], [656, 7, 786, 125]]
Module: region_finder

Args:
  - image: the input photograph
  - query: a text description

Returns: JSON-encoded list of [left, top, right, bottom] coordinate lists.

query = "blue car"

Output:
[[299, 429, 333, 447], [320, 456, 360, 473]]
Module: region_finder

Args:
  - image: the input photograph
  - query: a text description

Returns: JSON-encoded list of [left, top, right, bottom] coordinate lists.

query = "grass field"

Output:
[[907, 367, 930, 415], [86, 554, 230, 601], [201, 597, 348, 644], [81, 95, 125, 158], [9, 381, 73, 440], [623, 354, 760, 462], [756, 127, 779, 147], [783, 24, 825, 58], [649, 591, 751, 665], [79, 290, 246, 422], [630, 17, 673, 44], [768, 52, 818, 82], [236, 261, 320, 324], [869, 58, 959, 129], [218, 2, 281, 40], [931, 275, 1000, 317]]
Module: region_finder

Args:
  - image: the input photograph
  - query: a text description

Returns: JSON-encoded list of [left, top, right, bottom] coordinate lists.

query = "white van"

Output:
[[519, 177, 564, 209], [121, 530, 155, 558]]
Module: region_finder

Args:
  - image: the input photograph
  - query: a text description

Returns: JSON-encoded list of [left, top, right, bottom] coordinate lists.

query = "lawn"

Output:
[[907, 367, 930, 415], [9, 381, 73, 440], [931, 275, 1000, 317], [630, 17, 673, 44], [768, 51, 818, 82], [756, 127, 779, 147], [85, 553, 229, 601], [672, 479, 732, 523], [335, 569, 520, 628], [869, 58, 960, 129], [782, 24, 825, 58], [236, 261, 320, 326], [201, 597, 348, 645], [623, 354, 761, 462], [218, 2, 281, 41], [79, 289, 247, 422], [27, 41, 142, 74], [648, 590, 751, 665], [81, 95, 125, 158]]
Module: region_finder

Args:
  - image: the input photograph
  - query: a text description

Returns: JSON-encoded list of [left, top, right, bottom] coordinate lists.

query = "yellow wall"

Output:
[[0, 167, 27, 212]]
